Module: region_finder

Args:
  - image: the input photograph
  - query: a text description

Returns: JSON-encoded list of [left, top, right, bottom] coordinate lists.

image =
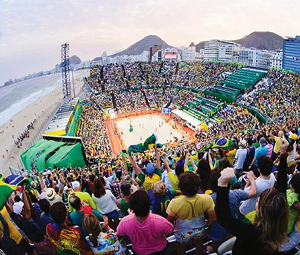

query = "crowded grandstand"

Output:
[[1, 61, 300, 255]]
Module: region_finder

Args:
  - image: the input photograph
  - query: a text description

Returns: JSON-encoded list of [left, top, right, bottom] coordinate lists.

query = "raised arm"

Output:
[[58, 175, 65, 196], [293, 142, 300, 161], [216, 168, 256, 237], [122, 156, 129, 175], [128, 153, 142, 176], [275, 152, 288, 195], [22, 184, 32, 221], [155, 145, 161, 170], [184, 151, 189, 170], [38, 173, 45, 191], [190, 156, 197, 172], [163, 157, 171, 173], [245, 171, 257, 198]]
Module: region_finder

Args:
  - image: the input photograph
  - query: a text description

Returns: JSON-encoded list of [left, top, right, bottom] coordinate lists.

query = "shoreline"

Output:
[[0, 69, 89, 177]]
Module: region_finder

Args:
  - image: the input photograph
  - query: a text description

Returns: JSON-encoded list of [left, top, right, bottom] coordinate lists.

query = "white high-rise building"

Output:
[[270, 50, 283, 69], [204, 40, 241, 62], [204, 40, 220, 61], [238, 48, 272, 69], [182, 42, 197, 61]]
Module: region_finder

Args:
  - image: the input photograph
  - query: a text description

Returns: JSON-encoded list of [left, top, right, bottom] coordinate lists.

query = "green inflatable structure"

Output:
[[20, 138, 86, 172]]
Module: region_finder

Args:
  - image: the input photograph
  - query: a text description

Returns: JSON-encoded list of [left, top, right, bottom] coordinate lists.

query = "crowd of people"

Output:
[[2, 133, 300, 254], [14, 120, 36, 148], [88, 62, 240, 93], [76, 101, 114, 163], [239, 69, 300, 126], [1, 61, 300, 255]]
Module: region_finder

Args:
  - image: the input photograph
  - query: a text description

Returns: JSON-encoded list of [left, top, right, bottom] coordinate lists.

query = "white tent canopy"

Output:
[[172, 109, 202, 128]]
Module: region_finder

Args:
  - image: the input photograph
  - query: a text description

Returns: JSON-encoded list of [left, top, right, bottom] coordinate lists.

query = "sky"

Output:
[[0, 0, 299, 86]]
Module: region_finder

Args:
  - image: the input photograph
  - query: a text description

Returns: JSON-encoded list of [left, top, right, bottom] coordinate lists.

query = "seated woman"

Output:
[[216, 167, 288, 255], [117, 190, 174, 255], [92, 177, 120, 230], [83, 214, 128, 255]]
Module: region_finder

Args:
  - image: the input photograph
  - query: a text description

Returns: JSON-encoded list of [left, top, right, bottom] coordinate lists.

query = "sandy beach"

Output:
[[0, 69, 89, 177]]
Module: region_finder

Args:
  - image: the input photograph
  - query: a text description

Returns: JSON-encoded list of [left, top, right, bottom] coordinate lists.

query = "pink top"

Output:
[[265, 143, 273, 157], [117, 212, 174, 255]]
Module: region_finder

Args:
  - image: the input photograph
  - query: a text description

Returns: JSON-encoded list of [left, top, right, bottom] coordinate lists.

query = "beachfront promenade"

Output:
[[0, 69, 89, 177]]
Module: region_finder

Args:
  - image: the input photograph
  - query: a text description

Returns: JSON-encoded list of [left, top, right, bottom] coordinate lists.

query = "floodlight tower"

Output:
[[61, 43, 72, 101]]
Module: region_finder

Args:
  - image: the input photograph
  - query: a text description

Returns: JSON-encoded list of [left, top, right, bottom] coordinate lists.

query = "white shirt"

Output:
[[92, 190, 118, 215]]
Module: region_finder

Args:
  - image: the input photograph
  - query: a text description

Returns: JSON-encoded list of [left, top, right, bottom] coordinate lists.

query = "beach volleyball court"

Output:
[[115, 115, 183, 148]]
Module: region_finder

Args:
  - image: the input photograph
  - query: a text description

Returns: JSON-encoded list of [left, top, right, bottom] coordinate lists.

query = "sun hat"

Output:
[[46, 188, 55, 200]]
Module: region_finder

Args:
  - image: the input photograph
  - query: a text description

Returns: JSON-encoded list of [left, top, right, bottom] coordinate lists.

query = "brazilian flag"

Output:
[[0, 175, 17, 210], [211, 138, 234, 150], [128, 134, 163, 154]]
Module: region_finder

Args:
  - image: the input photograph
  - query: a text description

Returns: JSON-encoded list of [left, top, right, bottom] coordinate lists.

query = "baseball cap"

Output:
[[71, 181, 80, 190], [146, 163, 155, 175], [259, 137, 267, 146], [13, 201, 24, 215], [289, 133, 298, 141]]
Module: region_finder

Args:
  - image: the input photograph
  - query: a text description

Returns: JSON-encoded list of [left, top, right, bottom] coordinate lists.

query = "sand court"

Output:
[[115, 115, 184, 147]]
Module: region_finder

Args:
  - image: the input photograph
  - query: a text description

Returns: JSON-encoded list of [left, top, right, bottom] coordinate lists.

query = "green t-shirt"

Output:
[[287, 189, 299, 234]]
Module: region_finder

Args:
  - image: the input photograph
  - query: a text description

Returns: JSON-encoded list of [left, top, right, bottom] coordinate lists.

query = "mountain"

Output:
[[234, 31, 284, 51], [195, 31, 284, 52], [195, 41, 207, 52], [109, 35, 174, 57], [59, 55, 81, 68], [69, 55, 81, 65]]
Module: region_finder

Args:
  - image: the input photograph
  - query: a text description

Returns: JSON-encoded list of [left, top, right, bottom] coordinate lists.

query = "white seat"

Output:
[[217, 237, 236, 255]]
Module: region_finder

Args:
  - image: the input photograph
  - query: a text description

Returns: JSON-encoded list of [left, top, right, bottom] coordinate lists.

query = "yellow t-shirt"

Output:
[[226, 149, 237, 164], [0, 207, 23, 244], [166, 194, 215, 220], [168, 168, 189, 191], [68, 191, 97, 212], [274, 136, 280, 154], [168, 172, 179, 191]]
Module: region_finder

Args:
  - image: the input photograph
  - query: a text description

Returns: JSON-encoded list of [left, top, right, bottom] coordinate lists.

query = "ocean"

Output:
[[0, 73, 63, 127]]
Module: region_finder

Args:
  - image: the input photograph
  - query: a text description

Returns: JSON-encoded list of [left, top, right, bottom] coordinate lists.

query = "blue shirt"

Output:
[[253, 146, 268, 166]]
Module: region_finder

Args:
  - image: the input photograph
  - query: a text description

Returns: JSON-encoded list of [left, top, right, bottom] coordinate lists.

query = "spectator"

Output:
[[166, 172, 216, 255], [117, 190, 173, 255], [216, 167, 288, 254], [92, 177, 120, 230], [83, 214, 128, 254], [46, 202, 93, 255], [240, 156, 276, 217], [69, 195, 103, 236], [68, 180, 96, 213]]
